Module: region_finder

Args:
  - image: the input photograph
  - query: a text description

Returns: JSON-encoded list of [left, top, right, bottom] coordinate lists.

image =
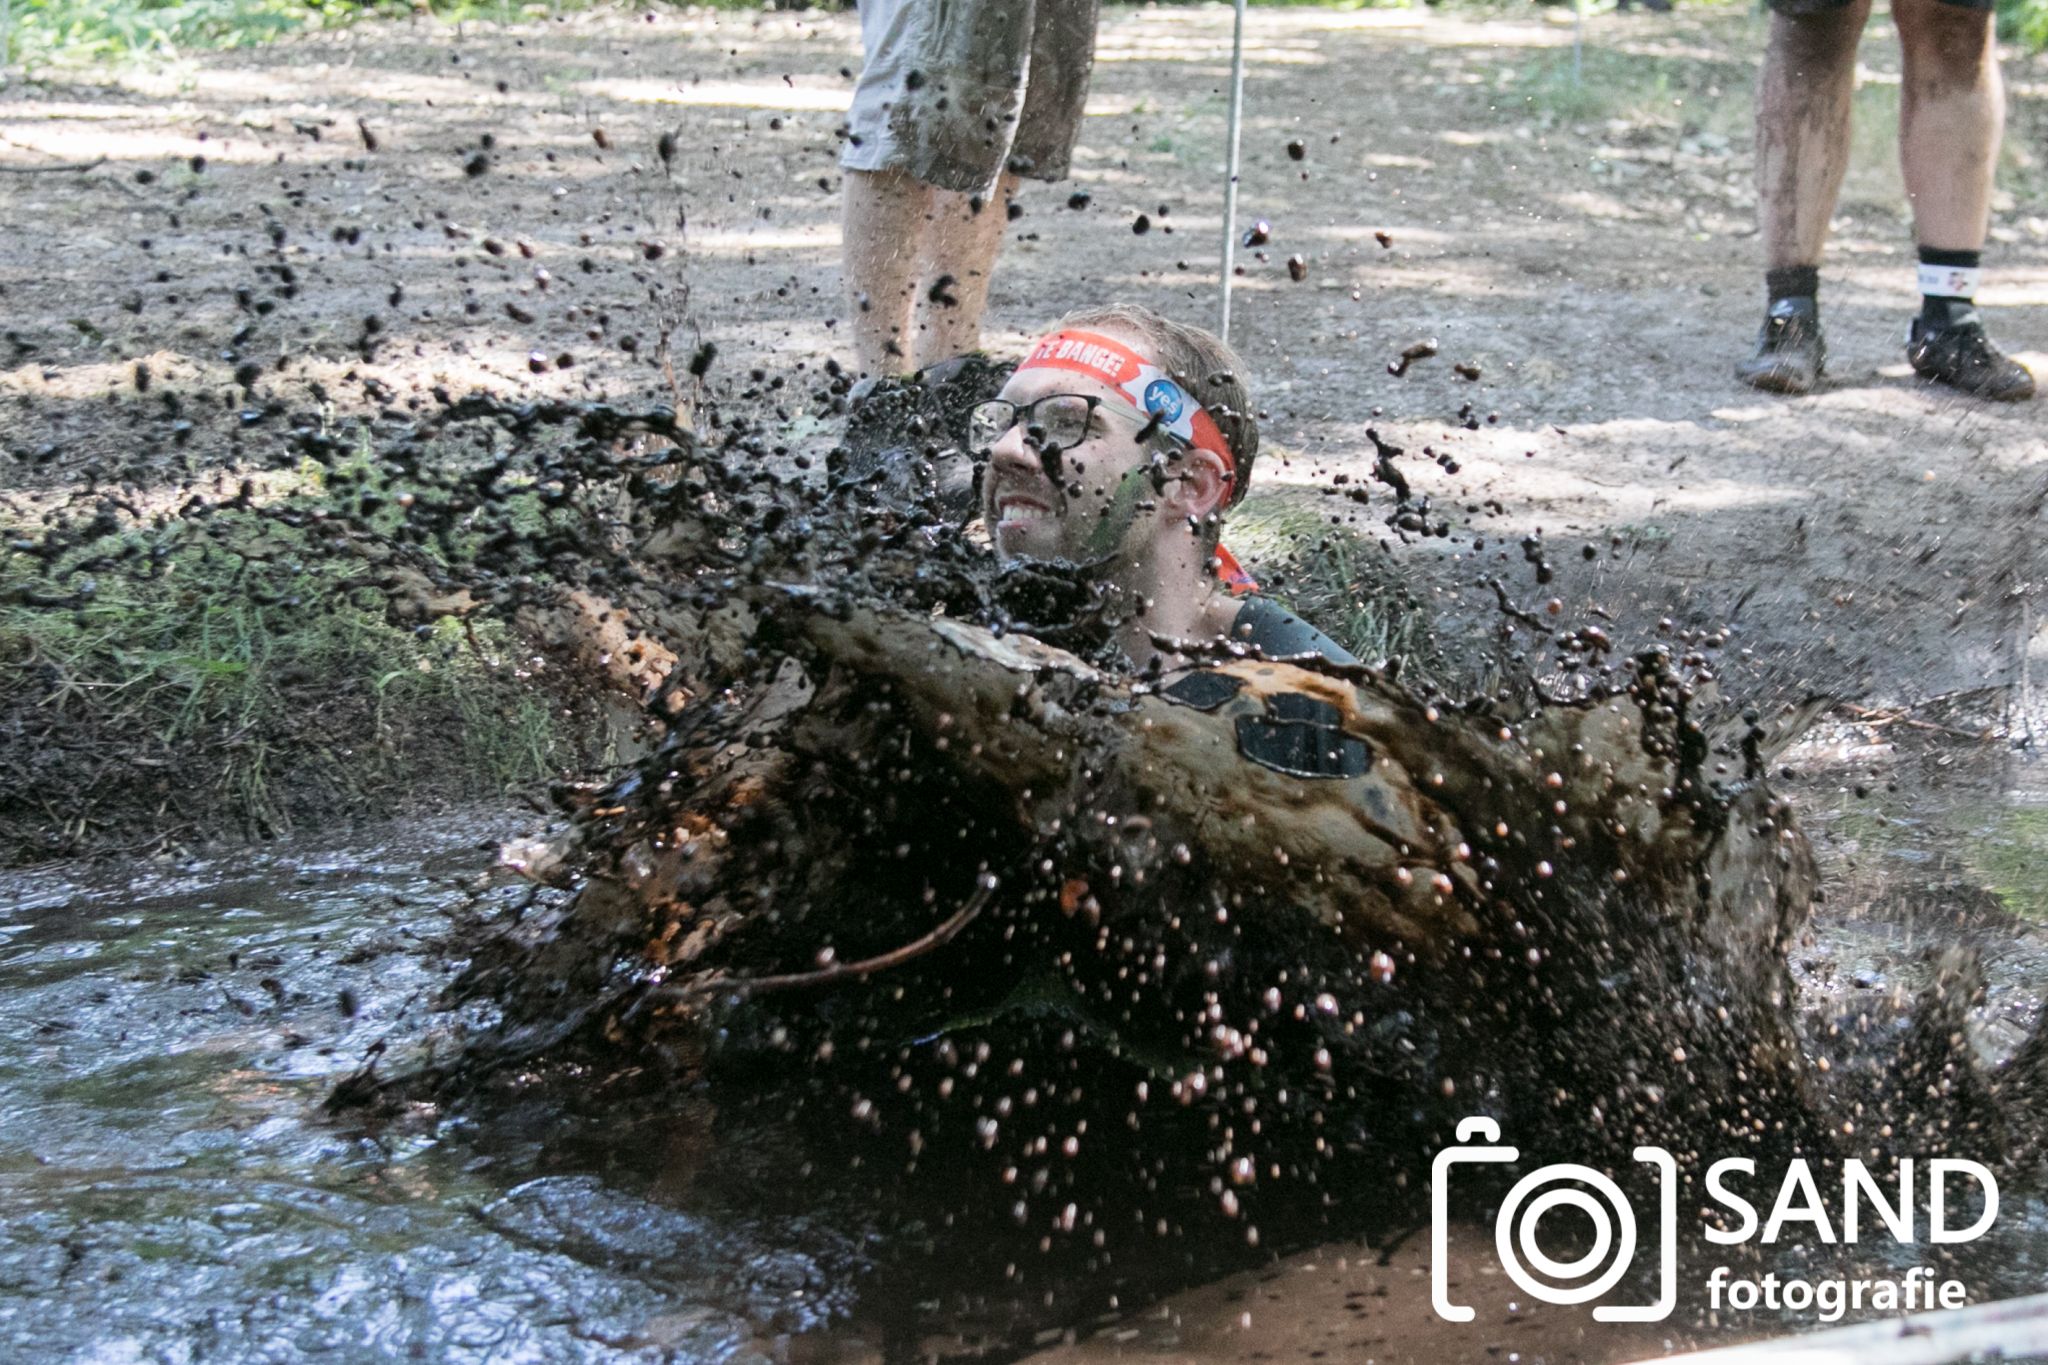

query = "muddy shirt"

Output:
[[1158, 598, 1368, 779], [1230, 595, 1358, 666]]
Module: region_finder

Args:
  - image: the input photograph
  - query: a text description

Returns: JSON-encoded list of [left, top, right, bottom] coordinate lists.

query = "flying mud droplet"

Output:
[[1286, 255, 1307, 283], [1242, 219, 1271, 248], [1387, 338, 1438, 377]]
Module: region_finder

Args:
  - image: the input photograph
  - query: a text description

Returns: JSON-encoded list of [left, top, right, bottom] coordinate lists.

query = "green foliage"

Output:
[[0, 0, 712, 66], [1999, 0, 2048, 52], [1494, 43, 1749, 130], [5, 0, 321, 64]]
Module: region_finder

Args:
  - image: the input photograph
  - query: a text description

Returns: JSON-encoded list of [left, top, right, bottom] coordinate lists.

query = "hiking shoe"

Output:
[[1906, 314, 2036, 402], [1736, 297, 1826, 395]]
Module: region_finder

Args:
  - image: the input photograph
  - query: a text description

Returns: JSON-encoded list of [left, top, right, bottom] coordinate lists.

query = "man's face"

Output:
[[978, 343, 1160, 564]]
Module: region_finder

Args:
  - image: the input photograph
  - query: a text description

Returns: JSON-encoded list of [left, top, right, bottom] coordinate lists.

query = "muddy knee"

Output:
[[1766, 0, 1870, 72], [1894, 0, 1995, 87]]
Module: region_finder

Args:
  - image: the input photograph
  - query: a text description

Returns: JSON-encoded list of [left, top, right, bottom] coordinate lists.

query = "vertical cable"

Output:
[[1219, 0, 1248, 342]]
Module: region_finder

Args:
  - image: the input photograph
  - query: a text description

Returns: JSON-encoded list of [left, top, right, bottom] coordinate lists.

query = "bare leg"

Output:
[[1894, 0, 2001, 251], [1755, 0, 1870, 271], [1893, 0, 2031, 398], [842, 167, 933, 378], [911, 171, 1021, 368]]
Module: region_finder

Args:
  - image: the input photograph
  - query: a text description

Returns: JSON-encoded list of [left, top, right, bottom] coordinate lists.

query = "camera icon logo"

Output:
[[1431, 1116, 1678, 1323]]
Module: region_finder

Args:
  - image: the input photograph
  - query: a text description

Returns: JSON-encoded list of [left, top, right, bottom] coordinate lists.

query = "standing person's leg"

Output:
[[1894, 0, 2034, 399], [1738, 0, 1869, 394], [902, 0, 1099, 369], [844, 168, 934, 377], [911, 173, 1020, 368], [1897, 0, 2000, 248], [838, 0, 960, 379]]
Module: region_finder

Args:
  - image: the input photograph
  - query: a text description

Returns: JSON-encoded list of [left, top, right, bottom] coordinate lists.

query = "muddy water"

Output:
[[2, 760, 2043, 1364], [0, 815, 863, 1363]]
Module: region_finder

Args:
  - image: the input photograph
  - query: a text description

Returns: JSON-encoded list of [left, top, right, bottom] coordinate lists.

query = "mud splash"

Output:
[[10, 368, 2046, 1352]]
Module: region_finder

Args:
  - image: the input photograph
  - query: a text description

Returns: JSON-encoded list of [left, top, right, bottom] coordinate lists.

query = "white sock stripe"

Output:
[[1917, 263, 1981, 299]]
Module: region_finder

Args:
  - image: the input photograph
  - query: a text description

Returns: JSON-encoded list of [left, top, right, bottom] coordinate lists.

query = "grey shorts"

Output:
[[1767, 0, 1988, 15], [839, 0, 1100, 194]]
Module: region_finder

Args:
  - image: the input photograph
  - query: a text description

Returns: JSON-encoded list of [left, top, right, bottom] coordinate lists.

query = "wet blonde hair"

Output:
[[1048, 303, 1258, 509]]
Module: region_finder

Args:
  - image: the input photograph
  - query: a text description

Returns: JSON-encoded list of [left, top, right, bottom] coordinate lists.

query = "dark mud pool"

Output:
[[1, 751, 2045, 1365]]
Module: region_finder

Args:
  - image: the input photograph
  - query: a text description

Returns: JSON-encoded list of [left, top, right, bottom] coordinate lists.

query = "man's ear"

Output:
[[1169, 448, 1232, 522]]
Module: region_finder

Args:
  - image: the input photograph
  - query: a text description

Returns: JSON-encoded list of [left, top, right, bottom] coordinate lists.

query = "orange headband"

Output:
[[1013, 330, 1238, 495], [1014, 329, 1256, 594]]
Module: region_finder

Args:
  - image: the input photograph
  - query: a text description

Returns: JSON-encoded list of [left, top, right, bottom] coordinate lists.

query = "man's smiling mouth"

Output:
[[996, 495, 1054, 524]]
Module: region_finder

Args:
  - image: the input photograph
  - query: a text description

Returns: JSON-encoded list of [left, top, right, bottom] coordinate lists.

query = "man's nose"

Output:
[[988, 420, 1039, 480]]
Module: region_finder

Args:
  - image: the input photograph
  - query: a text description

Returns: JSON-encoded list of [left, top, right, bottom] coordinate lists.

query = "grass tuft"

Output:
[[0, 0, 760, 69], [0, 480, 599, 861], [1228, 494, 1444, 680], [1966, 806, 2048, 924]]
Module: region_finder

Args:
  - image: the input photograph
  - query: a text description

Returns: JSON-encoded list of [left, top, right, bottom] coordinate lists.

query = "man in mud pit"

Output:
[[840, 0, 1099, 378], [977, 304, 1356, 671], [1736, 0, 2035, 400]]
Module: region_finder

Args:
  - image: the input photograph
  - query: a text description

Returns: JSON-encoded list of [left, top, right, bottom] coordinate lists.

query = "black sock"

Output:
[[1766, 265, 1820, 306], [1917, 246, 1980, 328]]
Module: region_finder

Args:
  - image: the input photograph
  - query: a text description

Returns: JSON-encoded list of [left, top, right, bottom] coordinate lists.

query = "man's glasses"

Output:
[[966, 394, 1163, 453]]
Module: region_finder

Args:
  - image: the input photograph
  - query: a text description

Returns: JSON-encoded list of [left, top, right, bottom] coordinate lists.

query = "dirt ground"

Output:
[[3, 5, 2046, 1359]]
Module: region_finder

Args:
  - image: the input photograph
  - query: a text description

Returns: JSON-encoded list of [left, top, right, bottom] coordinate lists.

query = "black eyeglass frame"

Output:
[[966, 393, 1186, 452]]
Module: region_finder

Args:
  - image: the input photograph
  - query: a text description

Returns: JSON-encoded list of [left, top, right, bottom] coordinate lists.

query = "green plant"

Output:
[[1486, 39, 1754, 134], [1227, 494, 1441, 677], [1966, 806, 2048, 923], [0, 0, 735, 67], [1999, 0, 2048, 52], [6, 0, 313, 64], [1502, 47, 1671, 124], [0, 492, 579, 845]]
